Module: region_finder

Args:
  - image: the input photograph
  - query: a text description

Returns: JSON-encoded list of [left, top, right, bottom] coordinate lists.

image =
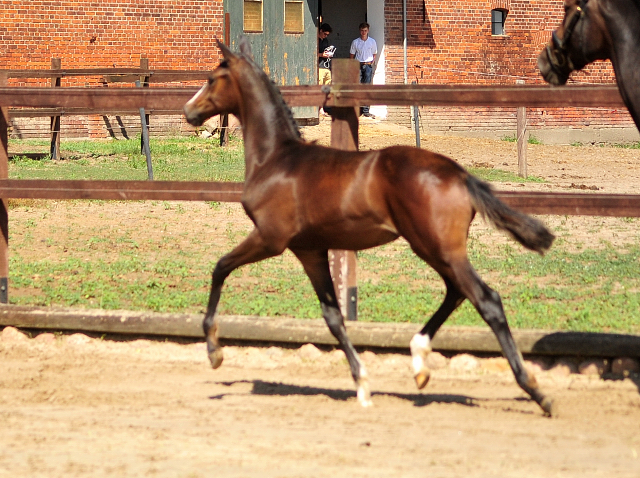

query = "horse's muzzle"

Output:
[[183, 106, 206, 127], [537, 47, 569, 86]]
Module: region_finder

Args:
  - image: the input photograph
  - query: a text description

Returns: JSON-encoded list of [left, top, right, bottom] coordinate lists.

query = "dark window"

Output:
[[244, 0, 263, 33], [491, 9, 507, 36], [284, 1, 304, 34]]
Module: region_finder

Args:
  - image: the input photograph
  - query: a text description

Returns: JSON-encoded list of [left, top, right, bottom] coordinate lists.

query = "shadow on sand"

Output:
[[209, 379, 476, 408]]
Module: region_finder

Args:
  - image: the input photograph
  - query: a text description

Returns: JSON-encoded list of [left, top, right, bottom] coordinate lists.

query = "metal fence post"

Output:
[[135, 79, 154, 180], [516, 79, 528, 178], [0, 72, 9, 302], [50, 58, 62, 160], [139, 58, 150, 155]]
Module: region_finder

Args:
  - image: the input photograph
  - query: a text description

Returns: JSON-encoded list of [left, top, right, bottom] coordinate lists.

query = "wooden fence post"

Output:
[[516, 79, 528, 178], [0, 72, 9, 303], [329, 59, 360, 321], [50, 58, 62, 160]]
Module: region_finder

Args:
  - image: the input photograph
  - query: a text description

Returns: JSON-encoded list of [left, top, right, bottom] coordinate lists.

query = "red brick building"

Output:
[[381, 0, 636, 142], [1, 0, 636, 143], [1, 0, 225, 138], [1, 0, 223, 71]]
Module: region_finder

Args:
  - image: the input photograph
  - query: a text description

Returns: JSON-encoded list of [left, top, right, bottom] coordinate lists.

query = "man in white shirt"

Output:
[[349, 22, 377, 118]]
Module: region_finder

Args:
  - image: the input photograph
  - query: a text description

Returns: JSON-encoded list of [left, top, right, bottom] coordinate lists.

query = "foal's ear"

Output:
[[216, 39, 237, 62], [238, 35, 254, 61]]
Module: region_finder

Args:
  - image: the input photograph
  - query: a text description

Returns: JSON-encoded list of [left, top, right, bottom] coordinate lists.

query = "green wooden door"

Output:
[[225, 0, 318, 121]]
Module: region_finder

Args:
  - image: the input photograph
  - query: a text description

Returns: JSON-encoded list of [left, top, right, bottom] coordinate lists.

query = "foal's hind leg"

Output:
[[450, 260, 555, 416], [204, 229, 283, 369], [292, 249, 372, 407], [411, 281, 465, 389]]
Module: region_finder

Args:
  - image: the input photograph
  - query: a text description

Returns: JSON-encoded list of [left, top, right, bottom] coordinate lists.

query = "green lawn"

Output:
[[7, 137, 640, 334]]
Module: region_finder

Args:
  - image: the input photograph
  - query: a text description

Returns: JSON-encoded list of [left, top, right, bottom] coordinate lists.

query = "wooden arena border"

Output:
[[0, 59, 638, 320]]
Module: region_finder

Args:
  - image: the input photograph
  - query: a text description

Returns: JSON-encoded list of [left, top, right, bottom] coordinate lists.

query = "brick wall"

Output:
[[1, 0, 224, 138], [384, 0, 635, 134], [1, 1, 635, 139]]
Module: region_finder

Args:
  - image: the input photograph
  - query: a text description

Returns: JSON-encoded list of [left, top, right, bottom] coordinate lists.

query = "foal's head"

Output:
[[538, 0, 610, 85], [184, 39, 251, 126]]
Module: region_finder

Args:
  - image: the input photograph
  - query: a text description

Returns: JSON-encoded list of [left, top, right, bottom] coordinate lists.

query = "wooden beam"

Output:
[[1, 68, 212, 80], [1, 304, 639, 357], [328, 84, 626, 108], [0, 84, 626, 111], [494, 191, 640, 217], [8, 108, 188, 117], [0, 179, 243, 202], [0, 181, 638, 217]]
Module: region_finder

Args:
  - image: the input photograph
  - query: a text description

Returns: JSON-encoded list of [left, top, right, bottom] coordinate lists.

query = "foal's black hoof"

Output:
[[208, 348, 224, 369], [540, 396, 557, 417]]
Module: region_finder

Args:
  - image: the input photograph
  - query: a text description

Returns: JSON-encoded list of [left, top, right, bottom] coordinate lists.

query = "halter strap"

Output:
[[545, 0, 590, 75], [552, 0, 589, 51]]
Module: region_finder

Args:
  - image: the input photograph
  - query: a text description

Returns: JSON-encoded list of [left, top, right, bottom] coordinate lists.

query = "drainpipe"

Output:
[[403, 0, 407, 85]]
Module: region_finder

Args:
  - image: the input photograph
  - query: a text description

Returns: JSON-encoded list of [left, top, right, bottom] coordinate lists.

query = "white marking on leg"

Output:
[[356, 367, 373, 407], [410, 333, 431, 376]]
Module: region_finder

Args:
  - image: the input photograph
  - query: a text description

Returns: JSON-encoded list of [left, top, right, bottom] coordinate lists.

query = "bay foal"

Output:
[[185, 38, 556, 415]]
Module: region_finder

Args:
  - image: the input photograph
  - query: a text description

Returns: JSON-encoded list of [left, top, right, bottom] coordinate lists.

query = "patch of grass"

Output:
[[527, 135, 543, 145], [468, 167, 545, 183], [501, 134, 542, 145], [610, 141, 640, 149], [9, 238, 640, 334], [6, 137, 640, 334], [8, 136, 246, 182]]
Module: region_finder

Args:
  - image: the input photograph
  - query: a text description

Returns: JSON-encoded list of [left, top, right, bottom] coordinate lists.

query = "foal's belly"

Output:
[[288, 220, 400, 251]]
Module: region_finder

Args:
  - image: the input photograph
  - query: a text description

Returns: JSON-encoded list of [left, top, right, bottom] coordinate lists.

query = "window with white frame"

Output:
[[491, 9, 507, 36]]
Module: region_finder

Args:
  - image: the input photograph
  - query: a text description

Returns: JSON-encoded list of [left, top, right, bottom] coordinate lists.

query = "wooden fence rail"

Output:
[[0, 59, 635, 319], [0, 179, 638, 217], [2, 60, 218, 161], [0, 83, 626, 110], [2, 68, 212, 83]]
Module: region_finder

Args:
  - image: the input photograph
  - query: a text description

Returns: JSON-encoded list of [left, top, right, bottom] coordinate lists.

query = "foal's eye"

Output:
[[208, 77, 215, 86]]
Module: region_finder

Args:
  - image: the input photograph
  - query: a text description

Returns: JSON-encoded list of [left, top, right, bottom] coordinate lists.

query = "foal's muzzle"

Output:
[[183, 106, 206, 127]]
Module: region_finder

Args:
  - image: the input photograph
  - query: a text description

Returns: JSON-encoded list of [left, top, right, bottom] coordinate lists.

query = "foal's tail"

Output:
[[466, 175, 555, 254]]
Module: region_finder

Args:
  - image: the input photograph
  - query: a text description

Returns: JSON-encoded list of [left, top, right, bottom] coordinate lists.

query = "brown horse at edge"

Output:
[[184, 38, 556, 416], [538, 0, 640, 131]]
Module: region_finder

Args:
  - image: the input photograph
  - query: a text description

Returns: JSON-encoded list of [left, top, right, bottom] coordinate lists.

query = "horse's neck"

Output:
[[237, 76, 300, 180], [603, 0, 640, 127]]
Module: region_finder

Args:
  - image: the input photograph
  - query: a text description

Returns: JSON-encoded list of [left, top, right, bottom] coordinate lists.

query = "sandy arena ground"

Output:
[[1, 327, 640, 478], [2, 120, 640, 477]]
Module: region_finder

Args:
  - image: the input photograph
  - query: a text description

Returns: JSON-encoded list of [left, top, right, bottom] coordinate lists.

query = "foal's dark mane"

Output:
[[237, 50, 301, 140]]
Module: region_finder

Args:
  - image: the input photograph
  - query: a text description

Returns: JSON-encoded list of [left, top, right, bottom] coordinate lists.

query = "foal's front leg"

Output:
[[292, 249, 372, 407], [204, 229, 282, 368]]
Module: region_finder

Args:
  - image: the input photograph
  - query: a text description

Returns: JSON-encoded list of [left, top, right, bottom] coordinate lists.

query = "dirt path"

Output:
[[303, 117, 640, 194], [1, 328, 639, 478]]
